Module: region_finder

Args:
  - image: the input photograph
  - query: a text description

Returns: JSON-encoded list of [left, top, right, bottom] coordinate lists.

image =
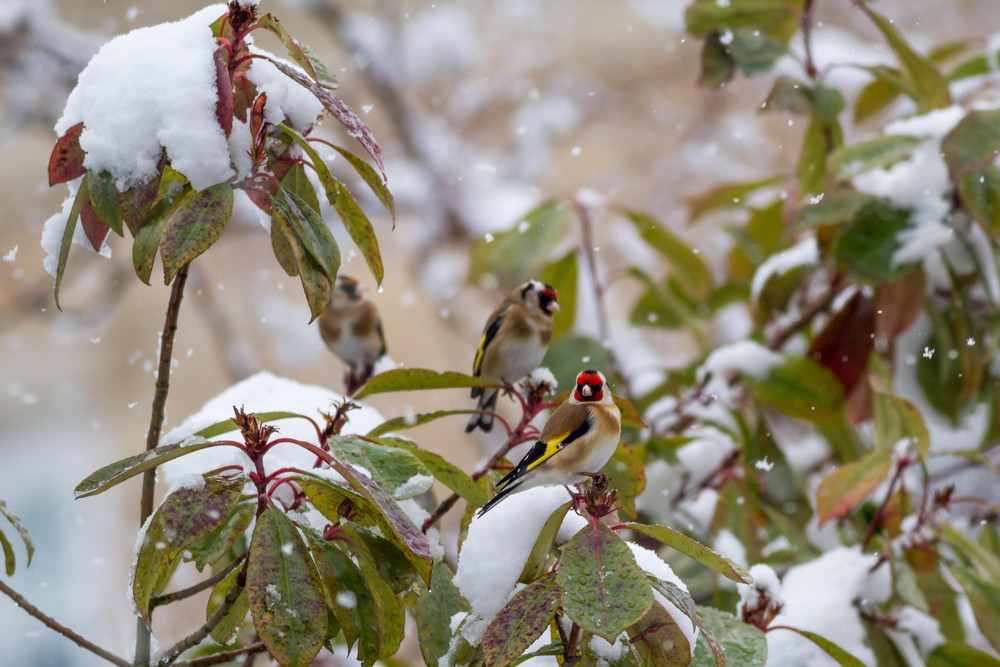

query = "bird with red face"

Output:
[[478, 370, 620, 515]]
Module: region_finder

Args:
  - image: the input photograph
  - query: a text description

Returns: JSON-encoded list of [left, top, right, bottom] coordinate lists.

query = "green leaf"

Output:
[[0, 500, 34, 570], [628, 268, 687, 330], [0, 530, 14, 576], [207, 563, 250, 644], [272, 183, 337, 280], [119, 166, 165, 236], [132, 216, 167, 285], [519, 502, 572, 583], [941, 110, 1000, 178], [763, 76, 816, 116], [750, 355, 845, 422], [815, 450, 893, 525], [541, 335, 613, 394], [540, 252, 578, 339], [623, 522, 751, 584], [958, 166, 1000, 239], [192, 411, 305, 440], [629, 601, 693, 666], [829, 135, 924, 179], [87, 170, 123, 236], [698, 31, 736, 87], [797, 115, 830, 195], [328, 435, 432, 499], [469, 201, 572, 289], [773, 627, 866, 667], [690, 608, 766, 667], [557, 523, 654, 643], [602, 442, 645, 519], [270, 190, 333, 321], [834, 200, 914, 282], [483, 572, 561, 667], [354, 368, 500, 398], [331, 179, 384, 286], [854, 76, 902, 124], [684, 177, 782, 221], [186, 502, 254, 572], [937, 523, 1000, 582], [873, 391, 930, 459], [416, 561, 470, 666], [729, 26, 787, 75], [247, 506, 327, 667], [370, 436, 487, 505], [133, 472, 244, 623], [684, 0, 797, 39], [928, 641, 1000, 667], [352, 526, 420, 594], [794, 193, 876, 229], [951, 565, 1000, 653], [331, 144, 394, 218], [343, 525, 406, 659], [74, 440, 225, 499], [624, 210, 712, 301], [54, 175, 89, 309], [256, 14, 322, 85], [367, 410, 482, 438], [159, 183, 233, 283], [858, 4, 950, 112]]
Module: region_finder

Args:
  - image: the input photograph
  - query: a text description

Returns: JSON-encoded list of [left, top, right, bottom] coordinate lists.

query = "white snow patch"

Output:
[[736, 564, 783, 618], [701, 340, 783, 382], [751, 237, 819, 302], [527, 367, 558, 392], [392, 474, 434, 500], [55, 6, 233, 191], [895, 606, 944, 654], [2, 245, 17, 262], [626, 542, 699, 654]]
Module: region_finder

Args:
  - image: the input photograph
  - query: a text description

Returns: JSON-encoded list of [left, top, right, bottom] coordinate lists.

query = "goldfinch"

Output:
[[466, 280, 560, 433], [317, 275, 387, 395], [478, 370, 621, 516]]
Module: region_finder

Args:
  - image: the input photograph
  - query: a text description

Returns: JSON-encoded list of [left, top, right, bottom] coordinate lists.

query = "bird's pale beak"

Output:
[[549, 301, 561, 312], [581, 384, 592, 397]]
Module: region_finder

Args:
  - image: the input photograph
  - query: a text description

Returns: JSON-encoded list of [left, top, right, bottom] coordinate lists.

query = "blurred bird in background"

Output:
[[478, 369, 620, 515], [318, 275, 387, 395], [466, 280, 560, 433]]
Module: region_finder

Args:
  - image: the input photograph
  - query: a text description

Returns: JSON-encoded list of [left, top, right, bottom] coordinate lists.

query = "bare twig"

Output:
[[172, 642, 266, 667], [0, 580, 130, 667], [150, 555, 246, 611], [157, 559, 250, 666], [136, 262, 191, 665]]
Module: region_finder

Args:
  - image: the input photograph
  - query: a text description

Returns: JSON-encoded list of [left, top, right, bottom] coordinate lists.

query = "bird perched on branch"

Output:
[[478, 370, 621, 516], [318, 275, 386, 395], [467, 280, 560, 433]]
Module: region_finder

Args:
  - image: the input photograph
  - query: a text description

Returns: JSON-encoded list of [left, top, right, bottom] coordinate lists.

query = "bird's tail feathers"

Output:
[[477, 477, 524, 516], [465, 388, 499, 433]]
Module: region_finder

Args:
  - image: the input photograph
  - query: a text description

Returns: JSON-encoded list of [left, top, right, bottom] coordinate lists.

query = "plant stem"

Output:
[[136, 262, 191, 666], [172, 642, 266, 667], [158, 559, 250, 667], [0, 580, 130, 667], [801, 0, 819, 79], [150, 555, 245, 611], [861, 461, 905, 549]]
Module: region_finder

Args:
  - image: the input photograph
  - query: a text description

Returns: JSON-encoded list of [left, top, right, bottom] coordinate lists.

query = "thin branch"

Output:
[[172, 642, 266, 667], [0, 580, 130, 667], [801, 0, 819, 79], [136, 262, 191, 666], [157, 559, 250, 666], [861, 461, 906, 550], [150, 555, 245, 611]]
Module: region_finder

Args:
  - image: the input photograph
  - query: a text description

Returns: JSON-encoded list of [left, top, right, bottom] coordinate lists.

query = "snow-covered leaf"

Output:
[[328, 435, 431, 500], [87, 170, 123, 236], [942, 110, 1000, 179], [483, 572, 561, 667], [685, 177, 782, 222], [772, 627, 866, 667], [557, 523, 653, 643], [369, 435, 487, 505], [829, 135, 923, 179], [685, 0, 797, 39], [690, 608, 766, 667], [833, 200, 914, 282], [247, 506, 327, 667]]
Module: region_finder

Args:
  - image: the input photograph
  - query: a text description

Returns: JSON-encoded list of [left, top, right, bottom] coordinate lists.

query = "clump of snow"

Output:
[[55, 5, 232, 191], [895, 606, 944, 655], [700, 340, 783, 382], [245, 49, 324, 132], [2, 246, 17, 262], [455, 485, 571, 619], [764, 546, 892, 667], [159, 372, 383, 486], [527, 367, 558, 393], [392, 473, 435, 500], [626, 541, 698, 654], [750, 236, 819, 302], [736, 563, 783, 619], [41, 183, 113, 277]]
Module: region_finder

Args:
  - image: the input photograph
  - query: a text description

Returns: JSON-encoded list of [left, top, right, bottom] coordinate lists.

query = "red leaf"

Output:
[[808, 291, 875, 395], [48, 122, 86, 186], [232, 72, 256, 121], [80, 195, 110, 251], [250, 93, 267, 145], [214, 47, 234, 137]]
